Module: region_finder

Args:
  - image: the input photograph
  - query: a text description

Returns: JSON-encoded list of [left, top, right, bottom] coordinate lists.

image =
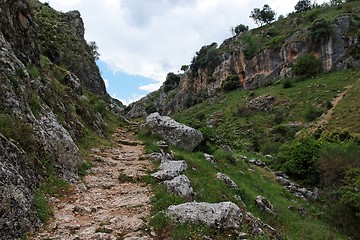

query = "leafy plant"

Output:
[[164, 72, 181, 92], [221, 75, 240, 91], [250, 4, 276, 26], [309, 18, 333, 46], [293, 54, 321, 77], [304, 104, 323, 121], [340, 168, 360, 216]]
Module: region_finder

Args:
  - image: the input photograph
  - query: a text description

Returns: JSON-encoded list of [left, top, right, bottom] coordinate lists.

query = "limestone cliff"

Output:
[[0, 1, 120, 238], [126, 3, 360, 118]]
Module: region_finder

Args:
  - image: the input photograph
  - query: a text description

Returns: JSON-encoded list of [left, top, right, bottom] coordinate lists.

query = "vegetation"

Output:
[[293, 54, 321, 77], [221, 75, 240, 91], [250, 4, 276, 26], [295, 0, 313, 12], [164, 72, 181, 92]]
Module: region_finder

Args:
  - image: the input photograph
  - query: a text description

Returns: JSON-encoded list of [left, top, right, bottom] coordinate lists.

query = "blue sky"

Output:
[[97, 60, 156, 105], [41, 0, 301, 105]]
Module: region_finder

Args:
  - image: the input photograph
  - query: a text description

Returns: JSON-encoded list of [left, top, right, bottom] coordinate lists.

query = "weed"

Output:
[[34, 191, 51, 223]]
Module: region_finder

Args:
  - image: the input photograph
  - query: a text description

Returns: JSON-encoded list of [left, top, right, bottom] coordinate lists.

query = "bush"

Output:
[[340, 168, 360, 216], [293, 54, 321, 77], [221, 75, 240, 91], [304, 104, 323, 121], [282, 78, 294, 88], [241, 33, 260, 60], [164, 72, 180, 92], [309, 18, 333, 46], [277, 138, 321, 184], [318, 142, 360, 187]]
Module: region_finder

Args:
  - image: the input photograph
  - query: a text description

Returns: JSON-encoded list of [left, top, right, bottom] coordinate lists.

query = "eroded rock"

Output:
[[164, 175, 194, 198], [167, 202, 242, 229], [151, 160, 187, 180], [216, 173, 238, 189], [146, 112, 203, 151]]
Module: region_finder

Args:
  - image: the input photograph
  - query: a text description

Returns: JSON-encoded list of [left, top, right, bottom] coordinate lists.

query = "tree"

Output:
[[250, 4, 276, 26], [295, 0, 313, 12], [234, 24, 249, 35], [88, 41, 100, 60], [180, 65, 189, 72]]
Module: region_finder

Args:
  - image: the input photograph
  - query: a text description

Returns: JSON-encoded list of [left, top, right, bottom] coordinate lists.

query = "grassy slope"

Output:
[[138, 69, 359, 239]]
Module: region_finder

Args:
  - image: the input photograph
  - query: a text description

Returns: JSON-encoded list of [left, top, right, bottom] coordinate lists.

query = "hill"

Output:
[[129, 1, 360, 239]]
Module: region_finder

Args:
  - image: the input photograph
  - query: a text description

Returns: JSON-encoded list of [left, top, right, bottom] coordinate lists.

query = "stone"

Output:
[[216, 173, 238, 189], [204, 153, 215, 164], [164, 175, 194, 198], [255, 196, 276, 215], [167, 202, 242, 229], [146, 112, 203, 151], [151, 160, 187, 180]]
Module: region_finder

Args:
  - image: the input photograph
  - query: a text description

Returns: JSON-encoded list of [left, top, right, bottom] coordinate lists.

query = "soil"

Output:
[[29, 127, 154, 240]]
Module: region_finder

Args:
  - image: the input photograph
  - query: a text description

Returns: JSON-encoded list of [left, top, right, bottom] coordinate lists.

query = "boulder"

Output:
[[164, 175, 194, 198], [167, 202, 242, 229], [146, 112, 203, 151], [151, 160, 187, 180], [216, 173, 238, 189]]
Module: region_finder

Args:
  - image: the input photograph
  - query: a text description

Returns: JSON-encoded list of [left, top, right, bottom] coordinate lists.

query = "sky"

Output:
[[40, 0, 302, 105]]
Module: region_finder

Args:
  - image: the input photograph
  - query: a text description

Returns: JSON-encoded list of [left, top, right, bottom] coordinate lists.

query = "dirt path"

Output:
[[29, 127, 154, 240], [311, 85, 352, 133]]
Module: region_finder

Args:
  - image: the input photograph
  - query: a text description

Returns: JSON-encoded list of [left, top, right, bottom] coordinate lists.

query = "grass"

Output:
[[138, 129, 348, 239], [137, 69, 360, 239]]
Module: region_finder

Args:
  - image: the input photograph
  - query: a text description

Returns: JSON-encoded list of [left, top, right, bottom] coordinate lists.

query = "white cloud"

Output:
[[139, 82, 163, 92], [111, 93, 145, 106], [41, 0, 299, 94]]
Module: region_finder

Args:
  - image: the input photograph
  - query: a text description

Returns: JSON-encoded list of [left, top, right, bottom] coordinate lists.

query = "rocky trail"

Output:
[[29, 127, 154, 240]]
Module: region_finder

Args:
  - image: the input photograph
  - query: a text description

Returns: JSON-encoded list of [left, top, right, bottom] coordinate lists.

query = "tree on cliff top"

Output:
[[250, 4, 276, 26]]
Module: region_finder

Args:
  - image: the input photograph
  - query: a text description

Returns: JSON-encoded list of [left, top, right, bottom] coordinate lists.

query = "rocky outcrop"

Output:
[[255, 196, 276, 215], [0, 1, 116, 238], [146, 112, 203, 151], [167, 202, 243, 229], [127, 13, 360, 117]]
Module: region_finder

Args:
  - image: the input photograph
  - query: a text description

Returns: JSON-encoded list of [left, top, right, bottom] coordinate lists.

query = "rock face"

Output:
[[126, 13, 360, 117], [0, 134, 41, 239], [0, 1, 117, 238], [167, 202, 243, 229], [146, 112, 203, 151]]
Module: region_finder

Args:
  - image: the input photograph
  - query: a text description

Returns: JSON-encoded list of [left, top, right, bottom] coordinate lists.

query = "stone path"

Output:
[[29, 128, 153, 240]]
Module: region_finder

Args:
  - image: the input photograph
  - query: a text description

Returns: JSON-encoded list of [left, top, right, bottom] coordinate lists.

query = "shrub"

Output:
[[293, 54, 321, 77], [213, 148, 237, 165], [318, 142, 360, 187], [241, 33, 260, 60], [340, 168, 360, 216], [282, 78, 294, 88], [234, 24, 249, 34], [304, 104, 323, 121], [309, 18, 333, 46], [277, 138, 321, 184], [164, 72, 181, 92], [145, 105, 157, 115], [320, 128, 360, 144], [221, 75, 240, 91], [34, 191, 51, 223]]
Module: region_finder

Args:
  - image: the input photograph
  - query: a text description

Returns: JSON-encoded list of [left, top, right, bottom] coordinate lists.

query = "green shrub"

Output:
[[304, 104, 323, 121], [145, 105, 157, 115], [309, 18, 333, 46], [241, 33, 260, 60], [293, 54, 321, 77], [164, 72, 181, 92], [282, 78, 294, 88], [213, 148, 237, 165], [320, 128, 360, 144], [340, 168, 360, 216], [221, 75, 240, 91], [318, 142, 360, 187], [277, 138, 321, 184], [261, 142, 282, 155]]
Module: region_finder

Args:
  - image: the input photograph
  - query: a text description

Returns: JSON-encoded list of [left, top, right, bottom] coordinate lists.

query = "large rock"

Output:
[[167, 202, 242, 229], [146, 112, 203, 151], [151, 160, 187, 180], [164, 175, 194, 198]]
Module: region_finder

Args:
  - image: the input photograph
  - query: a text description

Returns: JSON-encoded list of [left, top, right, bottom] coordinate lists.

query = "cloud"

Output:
[[111, 93, 145, 106], [42, 0, 299, 94], [139, 82, 163, 92]]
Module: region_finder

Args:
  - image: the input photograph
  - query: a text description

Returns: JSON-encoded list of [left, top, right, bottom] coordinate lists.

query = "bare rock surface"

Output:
[[151, 160, 187, 180], [28, 128, 153, 240], [216, 173, 239, 189], [164, 175, 194, 198], [167, 201, 242, 229], [146, 112, 203, 151]]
